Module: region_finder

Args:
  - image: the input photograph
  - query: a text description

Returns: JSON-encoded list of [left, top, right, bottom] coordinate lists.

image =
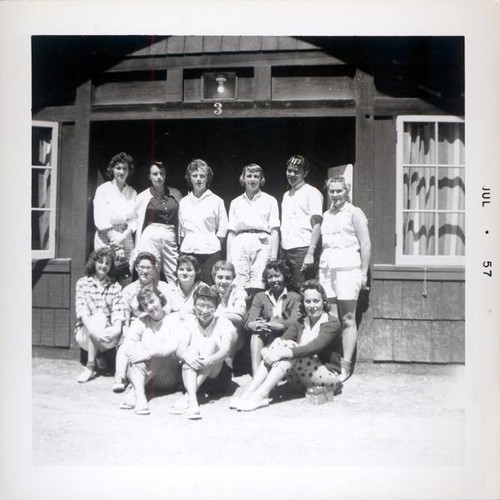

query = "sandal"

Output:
[[112, 377, 127, 393], [186, 406, 202, 420], [235, 398, 271, 412], [340, 359, 353, 383], [77, 367, 97, 384], [134, 403, 150, 416]]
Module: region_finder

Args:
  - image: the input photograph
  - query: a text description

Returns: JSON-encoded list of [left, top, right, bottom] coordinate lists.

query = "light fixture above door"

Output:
[[201, 72, 237, 100]]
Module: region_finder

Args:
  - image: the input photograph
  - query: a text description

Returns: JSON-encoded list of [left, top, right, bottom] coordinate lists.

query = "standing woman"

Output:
[[178, 159, 228, 285], [135, 161, 182, 283], [318, 176, 371, 382], [227, 163, 280, 297], [93, 152, 137, 269]]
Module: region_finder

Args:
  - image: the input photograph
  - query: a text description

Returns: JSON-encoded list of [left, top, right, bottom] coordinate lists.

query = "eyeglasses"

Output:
[[137, 266, 153, 271]]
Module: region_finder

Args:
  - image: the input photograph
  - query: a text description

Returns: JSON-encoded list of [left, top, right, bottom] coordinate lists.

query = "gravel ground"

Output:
[[32, 350, 465, 468]]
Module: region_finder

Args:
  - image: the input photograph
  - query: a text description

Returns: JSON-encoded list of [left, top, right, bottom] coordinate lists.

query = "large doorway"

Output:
[[90, 117, 355, 207]]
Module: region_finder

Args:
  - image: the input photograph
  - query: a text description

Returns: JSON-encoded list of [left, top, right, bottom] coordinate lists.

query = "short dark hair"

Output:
[[84, 247, 117, 279], [262, 259, 293, 290], [176, 254, 202, 282], [137, 286, 167, 312], [193, 284, 221, 308], [106, 152, 134, 181], [298, 280, 330, 318], [286, 154, 309, 174], [134, 252, 157, 268], [185, 159, 214, 188]]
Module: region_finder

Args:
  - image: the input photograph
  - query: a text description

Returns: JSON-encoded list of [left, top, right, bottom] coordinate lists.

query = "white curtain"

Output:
[[402, 121, 464, 257]]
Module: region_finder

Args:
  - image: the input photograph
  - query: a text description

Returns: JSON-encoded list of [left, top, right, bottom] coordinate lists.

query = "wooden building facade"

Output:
[[32, 36, 465, 362]]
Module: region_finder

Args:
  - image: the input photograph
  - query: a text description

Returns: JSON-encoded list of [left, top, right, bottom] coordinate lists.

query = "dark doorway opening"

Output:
[[89, 116, 355, 214]]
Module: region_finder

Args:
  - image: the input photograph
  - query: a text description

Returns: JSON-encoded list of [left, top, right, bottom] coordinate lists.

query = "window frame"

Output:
[[395, 115, 465, 266], [32, 120, 59, 260]]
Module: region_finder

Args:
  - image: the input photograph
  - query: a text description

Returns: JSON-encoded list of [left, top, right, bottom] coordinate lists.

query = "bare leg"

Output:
[[128, 366, 147, 403], [239, 361, 271, 399], [337, 299, 358, 381], [250, 334, 264, 375], [251, 361, 292, 400]]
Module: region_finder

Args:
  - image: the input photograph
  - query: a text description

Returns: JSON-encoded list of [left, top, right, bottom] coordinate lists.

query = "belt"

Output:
[[236, 229, 270, 236]]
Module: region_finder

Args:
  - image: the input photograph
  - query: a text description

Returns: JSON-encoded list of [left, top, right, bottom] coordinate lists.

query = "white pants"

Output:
[[75, 312, 118, 352], [135, 224, 178, 283], [230, 232, 271, 289]]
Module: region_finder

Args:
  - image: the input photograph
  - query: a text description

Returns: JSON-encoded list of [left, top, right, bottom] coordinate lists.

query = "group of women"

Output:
[[74, 152, 371, 419]]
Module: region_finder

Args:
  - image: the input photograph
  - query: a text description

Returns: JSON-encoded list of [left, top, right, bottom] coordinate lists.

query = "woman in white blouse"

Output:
[[178, 159, 228, 285], [93, 152, 137, 268]]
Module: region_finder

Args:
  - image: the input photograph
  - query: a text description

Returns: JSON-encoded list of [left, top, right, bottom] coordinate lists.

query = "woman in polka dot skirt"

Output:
[[231, 280, 343, 412]]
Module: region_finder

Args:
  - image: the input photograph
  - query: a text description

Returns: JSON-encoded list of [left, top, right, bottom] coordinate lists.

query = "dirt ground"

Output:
[[32, 347, 464, 467]]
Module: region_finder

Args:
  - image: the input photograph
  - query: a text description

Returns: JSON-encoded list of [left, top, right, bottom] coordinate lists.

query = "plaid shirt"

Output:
[[75, 275, 125, 328]]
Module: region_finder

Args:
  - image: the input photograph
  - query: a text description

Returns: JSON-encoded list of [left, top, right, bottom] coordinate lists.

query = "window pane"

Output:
[[403, 122, 436, 164], [438, 213, 465, 256], [32, 210, 51, 250], [403, 167, 436, 209], [438, 122, 465, 165], [437, 167, 465, 210], [32, 168, 52, 209], [32, 126, 53, 166], [402, 212, 436, 255]]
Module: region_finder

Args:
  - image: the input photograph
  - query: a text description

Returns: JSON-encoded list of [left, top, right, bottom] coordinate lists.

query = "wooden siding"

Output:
[[272, 75, 353, 101], [130, 36, 320, 57], [357, 279, 464, 363], [32, 259, 72, 348]]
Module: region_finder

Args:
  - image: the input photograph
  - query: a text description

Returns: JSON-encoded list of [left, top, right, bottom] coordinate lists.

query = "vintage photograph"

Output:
[[2, 1, 499, 498], [31, 35, 465, 467]]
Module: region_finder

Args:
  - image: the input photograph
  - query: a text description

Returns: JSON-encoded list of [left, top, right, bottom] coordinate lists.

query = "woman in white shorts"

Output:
[[318, 176, 371, 382]]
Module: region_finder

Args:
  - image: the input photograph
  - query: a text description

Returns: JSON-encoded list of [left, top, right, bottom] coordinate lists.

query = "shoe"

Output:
[[134, 403, 150, 416], [186, 406, 202, 420], [340, 359, 353, 383], [169, 396, 189, 415], [235, 398, 271, 412], [120, 386, 136, 409], [77, 367, 97, 383], [112, 377, 127, 393]]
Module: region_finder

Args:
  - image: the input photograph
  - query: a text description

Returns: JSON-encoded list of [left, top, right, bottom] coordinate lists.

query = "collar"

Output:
[[304, 311, 329, 330], [149, 185, 171, 199], [198, 316, 216, 335], [242, 190, 262, 202], [330, 200, 349, 214], [189, 189, 212, 202], [289, 180, 306, 193], [88, 275, 113, 287], [265, 286, 288, 303]]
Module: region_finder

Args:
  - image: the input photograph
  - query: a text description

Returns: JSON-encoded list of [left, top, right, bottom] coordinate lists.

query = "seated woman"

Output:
[[74, 248, 125, 383], [172, 284, 236, 420], [232, 280, 343, 412], [245, 259, 301, 375], [113, 252, 173, 392], [212, 260, 248, 363], [167, 254, 206, 317], [119, 286, 182, 416]]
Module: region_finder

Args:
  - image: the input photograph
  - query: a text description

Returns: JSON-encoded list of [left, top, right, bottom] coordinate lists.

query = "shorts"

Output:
[[318, 266, 363, 300]]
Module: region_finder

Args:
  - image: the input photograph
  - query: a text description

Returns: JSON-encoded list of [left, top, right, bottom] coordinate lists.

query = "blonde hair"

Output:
[[239, 163, 265, 188]]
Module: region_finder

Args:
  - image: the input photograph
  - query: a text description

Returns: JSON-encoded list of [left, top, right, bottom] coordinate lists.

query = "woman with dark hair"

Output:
[[232, 280, 343, 412], [119, 286, 182, 416], [167, 254, 207, 317], [178, 159, 228, 284], [112, 251, 173, 393], [135, 161, 183, 283], [74, 247, 125, 384], [245, 259, 301, 375], [93, 152, 137, 269]]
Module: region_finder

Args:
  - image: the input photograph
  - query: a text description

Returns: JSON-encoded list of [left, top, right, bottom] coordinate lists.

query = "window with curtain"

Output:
[[32, 121, 59, 259], [396, 116, 465, 266]]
